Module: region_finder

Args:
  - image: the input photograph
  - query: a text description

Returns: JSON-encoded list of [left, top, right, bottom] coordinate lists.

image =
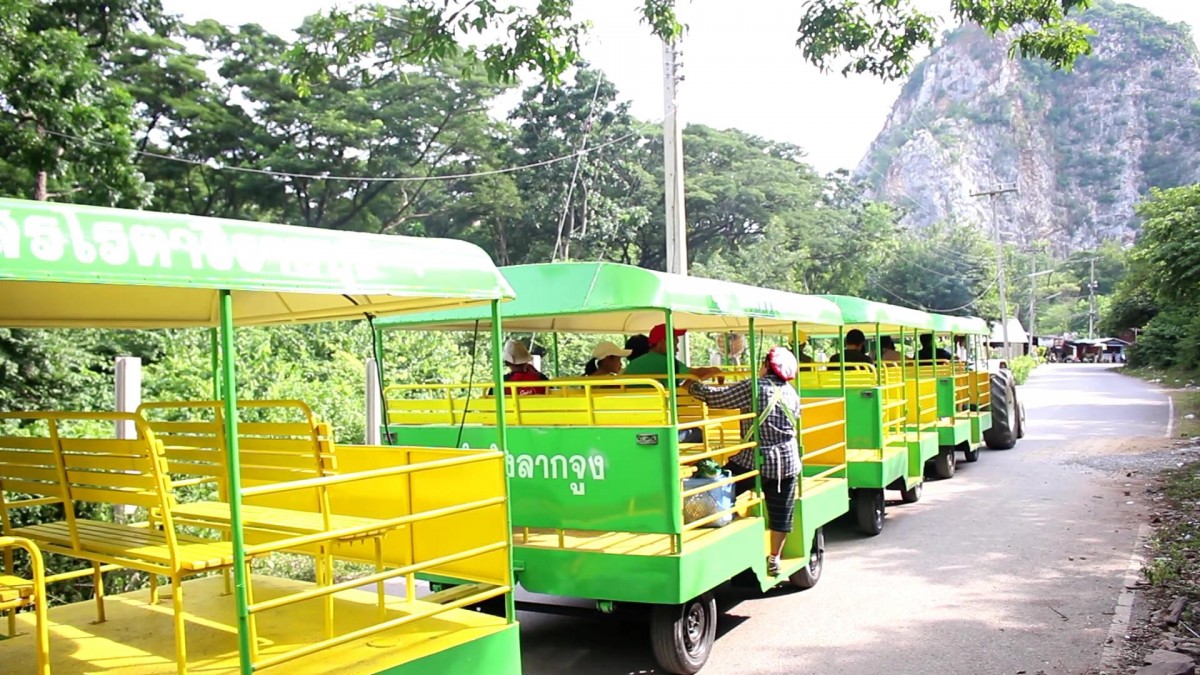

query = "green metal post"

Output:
[[875, 324, 883, 385], [372, 327, 384, 372], [664, 311, 678, 426], [218, 291, 252, 675], [748, 319, 761, 495], [489, 301, 516, 625], [791, 322, 801, 393], [552, 333, 561, 378], [839, 327, 847, 400], [209, 328, 221, 400]]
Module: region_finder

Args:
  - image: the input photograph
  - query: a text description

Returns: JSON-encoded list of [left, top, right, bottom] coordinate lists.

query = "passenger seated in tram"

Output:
[[917, 333, 952, 361], [498, 339, 549, 395], [624, 333, 650, 360], [686, 346, 801, 577], [796, 332, 815, 363], [831, 329, 875, 365], [584, 340, 631, 377], [880, 335, 903, 362], [622, 324, 722, 384]]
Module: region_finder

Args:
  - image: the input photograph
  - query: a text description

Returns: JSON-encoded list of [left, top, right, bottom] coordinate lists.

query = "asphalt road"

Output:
[[516, 363, 1171, 675]]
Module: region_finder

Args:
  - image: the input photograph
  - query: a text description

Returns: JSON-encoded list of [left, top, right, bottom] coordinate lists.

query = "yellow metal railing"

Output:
[[0, 536, 50, 675], [239, 446, 511, 671], [799, 397, 849, 483], [953, 373, 972, 414], [385, 378, 672, 427]]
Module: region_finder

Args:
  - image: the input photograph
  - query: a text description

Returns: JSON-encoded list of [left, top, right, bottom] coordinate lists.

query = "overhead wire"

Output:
[[30, 122, 651, 184]]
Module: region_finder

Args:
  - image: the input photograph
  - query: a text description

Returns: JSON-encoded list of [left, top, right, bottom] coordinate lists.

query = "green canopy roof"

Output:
[[377, 262, 844, 333], [818, 295, 936, 333], [0, 198, 513, 328]]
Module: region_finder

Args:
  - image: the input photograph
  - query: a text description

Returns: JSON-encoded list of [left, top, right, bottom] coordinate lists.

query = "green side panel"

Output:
[[803, 386, 883, 451], [390, 425, 681, 533], [936, 419, 972, 448], [374, 623, 521, 675], [969, 411, 993, 443], [907, 434, 938, 476], [846, 448, 908, 489], [514, 519, 764, 604], [781, 479, 849, 565], [936, 377, 956, 417]]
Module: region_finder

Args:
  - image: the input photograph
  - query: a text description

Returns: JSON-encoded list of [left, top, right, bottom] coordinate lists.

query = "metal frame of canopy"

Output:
[[378, 261, 851, 673], [0, 198, 516, 675]]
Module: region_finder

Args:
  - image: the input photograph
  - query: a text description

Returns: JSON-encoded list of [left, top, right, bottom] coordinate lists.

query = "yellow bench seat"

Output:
[[0, 574, 33, 603], [12, 520, 237, 572], [172, 501, 395, 540]]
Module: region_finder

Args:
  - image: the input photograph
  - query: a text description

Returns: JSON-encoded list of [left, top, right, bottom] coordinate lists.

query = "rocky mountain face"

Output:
[[857, 1, 1200, 254]]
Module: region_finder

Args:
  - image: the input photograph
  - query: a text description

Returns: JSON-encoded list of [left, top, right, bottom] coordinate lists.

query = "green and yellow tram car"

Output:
[[0, 198, 522, 675], [379, 262, 851, 674]]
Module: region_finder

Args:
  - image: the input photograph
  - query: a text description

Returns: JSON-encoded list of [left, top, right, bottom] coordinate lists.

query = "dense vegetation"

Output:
[[1105, 185, 1200, 371], [0, 0, 1111, 604]]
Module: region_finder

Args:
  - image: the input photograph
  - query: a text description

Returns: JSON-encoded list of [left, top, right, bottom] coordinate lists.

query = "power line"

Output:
[[32, 123, 651, 184]]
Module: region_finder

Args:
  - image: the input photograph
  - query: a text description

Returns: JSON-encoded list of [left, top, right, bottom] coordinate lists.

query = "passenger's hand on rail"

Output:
[[691, 366, 722, 381]]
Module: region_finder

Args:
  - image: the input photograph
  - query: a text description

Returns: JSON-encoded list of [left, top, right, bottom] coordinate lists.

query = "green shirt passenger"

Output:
[[622, 323, 721, 385]]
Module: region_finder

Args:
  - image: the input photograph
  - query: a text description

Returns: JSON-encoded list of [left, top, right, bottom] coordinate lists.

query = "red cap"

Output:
[[648, 323, 686, 346], [766, 346, 798, 381]]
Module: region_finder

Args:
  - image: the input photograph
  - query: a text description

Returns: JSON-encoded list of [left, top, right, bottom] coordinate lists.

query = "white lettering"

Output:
[[0, 211, 20, 259], [25, 216, 65, 261], [93, 221, 129, 265]]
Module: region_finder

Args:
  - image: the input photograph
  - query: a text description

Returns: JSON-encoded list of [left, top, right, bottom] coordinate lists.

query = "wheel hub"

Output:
[[684, 603, 705, 650]]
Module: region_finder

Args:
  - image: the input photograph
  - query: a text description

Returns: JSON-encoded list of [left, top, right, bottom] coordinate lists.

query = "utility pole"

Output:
[[1088, 259, 1097, 339], [971, 185, 1019, 360], [1028, 267, 1053, 356], [662, 37, 687, 276]]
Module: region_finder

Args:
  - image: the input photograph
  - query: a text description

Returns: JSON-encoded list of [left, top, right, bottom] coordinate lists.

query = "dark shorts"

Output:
[[724, 462, 797, 534]]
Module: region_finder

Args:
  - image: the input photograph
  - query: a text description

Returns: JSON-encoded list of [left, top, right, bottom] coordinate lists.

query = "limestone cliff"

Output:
[[857, 1, 1200, 253]]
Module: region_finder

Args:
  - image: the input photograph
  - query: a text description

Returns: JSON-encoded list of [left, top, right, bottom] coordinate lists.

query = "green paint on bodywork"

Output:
[[513, 478, 849, 601], [374, 623, 521, 675], [392, 425, 682, 533], [818, 295, 937, 333], [0, 198, 513, 328], [514, 519, 763, 604], [845, 448, 909, 488], [908, 434, 939, 477], [937, 419, 973, 448], [936, 377, 957, 417], [970, 412, 993, 443], [375, 262, 845, 334]]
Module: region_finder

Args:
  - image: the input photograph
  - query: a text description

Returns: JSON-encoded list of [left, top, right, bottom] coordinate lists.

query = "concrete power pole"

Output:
[[1088, 259, 1097, 339], [662, 38, 687, 276], [971, 185, 1019, 359]]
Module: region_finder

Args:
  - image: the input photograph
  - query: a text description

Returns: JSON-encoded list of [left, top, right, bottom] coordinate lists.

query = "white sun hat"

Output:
[[503, 340, 534, 365], [592, 340, 632, 360]]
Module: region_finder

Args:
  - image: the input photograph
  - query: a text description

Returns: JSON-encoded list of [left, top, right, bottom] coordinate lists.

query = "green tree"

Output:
[[289, 1, 1093, 86], [0, 0, 164, 203], [868, 221, 997, 315]]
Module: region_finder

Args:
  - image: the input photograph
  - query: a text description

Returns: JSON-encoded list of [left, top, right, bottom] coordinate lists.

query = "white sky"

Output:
[[162, 0, 1200, 173]]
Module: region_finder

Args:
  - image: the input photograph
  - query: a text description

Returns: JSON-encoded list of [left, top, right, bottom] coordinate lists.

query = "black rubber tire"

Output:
[[984, 371, 1018, 450], [651, 593, 718, 675], [900, 481, 923, 504], [853, 489, 884, 536], [962, 441, 981, 463], [933, 448, 956, 479], [790, 528, 825, 590]]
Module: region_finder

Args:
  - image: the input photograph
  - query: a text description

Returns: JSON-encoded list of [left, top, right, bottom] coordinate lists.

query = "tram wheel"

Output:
[[933, 449, 956, 479], [962, 441, 980, 463], [789, 528, 825, 590], [853, 489, 884, 536], [650, 593, 717, 675], [900, 481, 922, 504]]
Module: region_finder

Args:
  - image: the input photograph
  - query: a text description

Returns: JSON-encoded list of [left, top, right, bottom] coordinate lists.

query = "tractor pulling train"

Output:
[[0, 199, 1022, 674]]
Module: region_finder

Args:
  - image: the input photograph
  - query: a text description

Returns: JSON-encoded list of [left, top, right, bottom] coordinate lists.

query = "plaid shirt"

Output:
[[688, 375, 801, 480]]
